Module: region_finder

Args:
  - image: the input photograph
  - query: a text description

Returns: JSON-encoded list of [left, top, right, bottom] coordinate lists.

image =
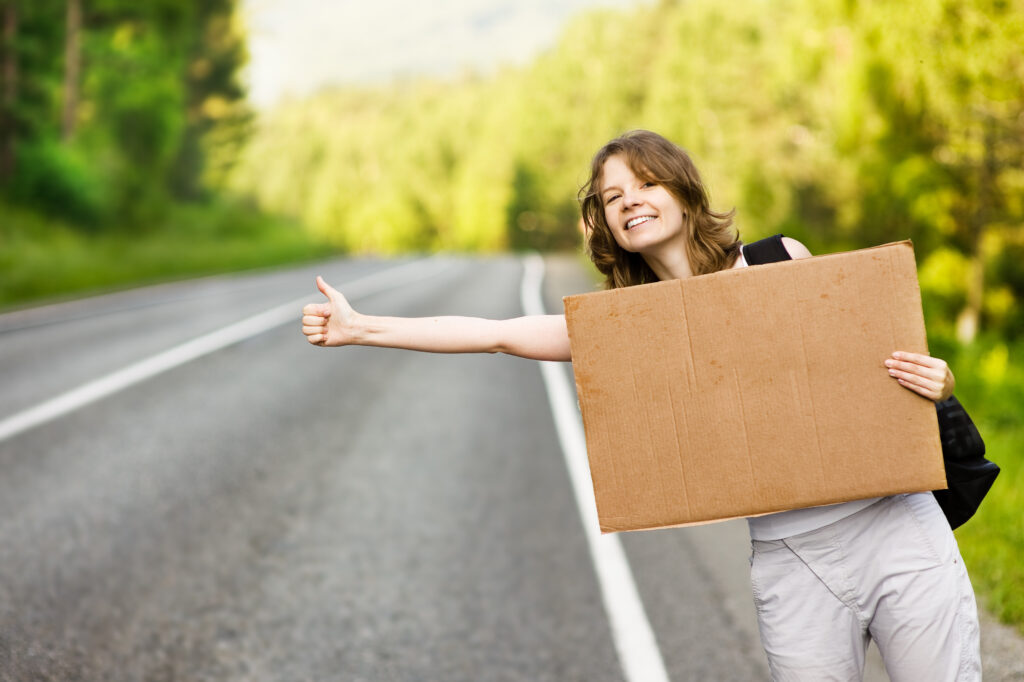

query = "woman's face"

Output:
[[599, 154, 687, 256]]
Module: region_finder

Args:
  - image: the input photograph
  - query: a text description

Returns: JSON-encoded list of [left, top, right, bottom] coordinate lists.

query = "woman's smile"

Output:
[[625, 215, 657, 230], [600, 154, 686, 255]]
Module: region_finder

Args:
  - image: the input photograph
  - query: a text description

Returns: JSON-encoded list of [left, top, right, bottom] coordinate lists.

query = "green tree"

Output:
[[829, 0, 1024, 341], [228, 0, 1024, 344], [1, 0, 249, 225]]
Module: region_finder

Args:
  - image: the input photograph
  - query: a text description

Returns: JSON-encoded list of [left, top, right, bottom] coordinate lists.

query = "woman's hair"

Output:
[[579, 130, 740, 289]]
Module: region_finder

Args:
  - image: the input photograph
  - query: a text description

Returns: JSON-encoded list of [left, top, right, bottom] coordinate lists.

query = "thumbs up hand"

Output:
[[302, 276, 358, 347]]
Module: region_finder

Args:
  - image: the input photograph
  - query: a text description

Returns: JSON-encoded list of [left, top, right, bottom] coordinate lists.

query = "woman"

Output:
[[301, 130, 981, 681]]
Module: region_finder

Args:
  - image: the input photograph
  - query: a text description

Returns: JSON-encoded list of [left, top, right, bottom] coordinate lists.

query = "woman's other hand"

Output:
[[302, 276, 357, 347], [885, 351, 955, 402]]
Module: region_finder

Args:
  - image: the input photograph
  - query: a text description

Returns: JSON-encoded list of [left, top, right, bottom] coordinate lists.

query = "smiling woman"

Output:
[[579, 131, 740, 288], [301, 129, 978, 682], [598, 156, 689, 271]]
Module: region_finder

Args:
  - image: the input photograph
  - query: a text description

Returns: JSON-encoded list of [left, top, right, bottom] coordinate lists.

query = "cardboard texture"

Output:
[[564, 241, 947, 533]]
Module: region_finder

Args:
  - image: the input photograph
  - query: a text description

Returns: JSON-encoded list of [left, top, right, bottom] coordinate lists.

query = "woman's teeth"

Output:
[[626, 216, 654, 230]]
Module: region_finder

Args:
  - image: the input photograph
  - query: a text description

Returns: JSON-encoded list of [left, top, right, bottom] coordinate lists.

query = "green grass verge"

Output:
[[956, 422, 1024, 634], [0, 201, 337, 309], [943, 338, 1024, 635]]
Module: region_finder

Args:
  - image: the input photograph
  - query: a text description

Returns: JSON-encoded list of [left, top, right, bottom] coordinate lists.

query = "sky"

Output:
[[240, 0, 643, 108]]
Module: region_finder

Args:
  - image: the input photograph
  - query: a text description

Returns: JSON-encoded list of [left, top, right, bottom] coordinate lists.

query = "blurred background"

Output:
[[0, 0, 1021, 635]]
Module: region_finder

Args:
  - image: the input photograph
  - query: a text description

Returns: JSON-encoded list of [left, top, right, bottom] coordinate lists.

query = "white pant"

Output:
[[750, 493, 981, 682]]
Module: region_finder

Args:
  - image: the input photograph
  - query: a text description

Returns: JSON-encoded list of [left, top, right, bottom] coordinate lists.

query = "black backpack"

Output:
[[742, 234, 1000, 529]]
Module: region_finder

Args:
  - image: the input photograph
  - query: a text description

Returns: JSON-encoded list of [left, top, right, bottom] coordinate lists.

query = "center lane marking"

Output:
[[0, 258, 452, 443]]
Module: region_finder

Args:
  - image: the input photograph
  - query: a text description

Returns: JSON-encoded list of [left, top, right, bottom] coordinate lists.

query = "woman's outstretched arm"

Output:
[[301, 276, 572, 361]]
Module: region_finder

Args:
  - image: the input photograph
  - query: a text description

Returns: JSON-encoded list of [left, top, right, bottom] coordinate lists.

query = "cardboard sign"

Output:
[[564, 241, 947, 533]]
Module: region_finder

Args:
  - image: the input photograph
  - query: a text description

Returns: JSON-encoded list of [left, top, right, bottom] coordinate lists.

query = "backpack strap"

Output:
[[742, 234, 792, 265]]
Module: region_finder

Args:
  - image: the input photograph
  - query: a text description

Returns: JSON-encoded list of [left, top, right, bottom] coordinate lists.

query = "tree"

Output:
[[831, 0, 1024, 341], [170, 0, 248, 199], [0, 0, 17, 180], [61, 0, 80, 140]]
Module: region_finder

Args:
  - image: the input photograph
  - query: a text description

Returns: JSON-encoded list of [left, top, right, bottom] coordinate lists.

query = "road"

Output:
[[1, 255, 1019, 681]]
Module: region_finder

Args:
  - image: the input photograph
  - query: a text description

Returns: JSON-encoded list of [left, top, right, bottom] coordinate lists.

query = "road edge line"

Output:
[[520, 254, 670, 682]]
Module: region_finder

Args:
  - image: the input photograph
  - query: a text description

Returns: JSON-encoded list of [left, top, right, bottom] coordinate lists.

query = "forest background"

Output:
[[1, 0, 1023, 633]]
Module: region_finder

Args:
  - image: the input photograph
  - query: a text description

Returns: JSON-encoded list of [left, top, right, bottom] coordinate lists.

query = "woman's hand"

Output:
[[300, 277, 570, 358], [885, 351, 955, 402], [301, 276, 358, 347]]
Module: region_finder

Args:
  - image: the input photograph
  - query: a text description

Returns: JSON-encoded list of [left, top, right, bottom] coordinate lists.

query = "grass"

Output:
[[943, 338, 1024, 635], [0, 200, 337, 310], [956, 423, 1024, 633]]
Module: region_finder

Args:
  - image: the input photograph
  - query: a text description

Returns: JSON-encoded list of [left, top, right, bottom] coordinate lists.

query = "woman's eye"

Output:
[[605, 194, 620, 205], [642, 182, 656, 188]]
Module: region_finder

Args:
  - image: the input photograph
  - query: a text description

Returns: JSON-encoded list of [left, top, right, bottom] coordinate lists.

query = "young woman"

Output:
[[301, 130, 981, 681]]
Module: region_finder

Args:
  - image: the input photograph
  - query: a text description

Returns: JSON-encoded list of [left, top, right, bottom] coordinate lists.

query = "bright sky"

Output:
[[241, 0, 643, 108]]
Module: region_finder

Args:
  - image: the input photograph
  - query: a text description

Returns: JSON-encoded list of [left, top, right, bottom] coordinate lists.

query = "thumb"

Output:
[[316, 276, 342, 302]]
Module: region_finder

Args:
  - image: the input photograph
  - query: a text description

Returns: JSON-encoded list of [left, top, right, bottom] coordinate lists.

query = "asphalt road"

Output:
[[1, 255, 1019, 681]]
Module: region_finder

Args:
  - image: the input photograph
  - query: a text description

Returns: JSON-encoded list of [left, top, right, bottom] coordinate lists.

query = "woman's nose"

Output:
[[621, 190, 641, 208]]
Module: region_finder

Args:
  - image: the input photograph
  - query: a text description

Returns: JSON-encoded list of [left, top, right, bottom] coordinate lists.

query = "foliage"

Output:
[[229, 0, 1024, 344], [0, 0, 249, 223], [225, 0, 1024, 628], [9, 136, 106, 223], [0, 199, 329, 308], [2, 0, 1022, 630]]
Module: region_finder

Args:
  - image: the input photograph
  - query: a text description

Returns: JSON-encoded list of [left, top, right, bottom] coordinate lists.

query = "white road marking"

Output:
[[520, 254, 671, 682], [0, 258, 452, 444]]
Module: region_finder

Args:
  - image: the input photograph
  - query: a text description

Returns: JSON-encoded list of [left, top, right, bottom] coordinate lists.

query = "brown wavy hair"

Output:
[[579, 130, 740, 289]]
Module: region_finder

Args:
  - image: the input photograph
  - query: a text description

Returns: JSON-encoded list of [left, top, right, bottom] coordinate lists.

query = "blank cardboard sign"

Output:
[[564, 241, 947, 533]]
